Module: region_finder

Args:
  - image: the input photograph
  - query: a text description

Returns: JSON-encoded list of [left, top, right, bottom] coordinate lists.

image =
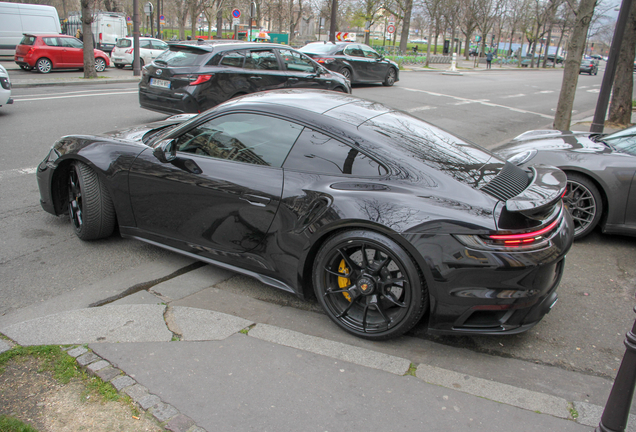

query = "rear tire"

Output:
[[67, 161, 116, 240], [313, 230, 428, 340], [340, 68, 352, 81], [115, 64, 125, 69], [36, 58, 52, 74], [564, 172, 603, 240]]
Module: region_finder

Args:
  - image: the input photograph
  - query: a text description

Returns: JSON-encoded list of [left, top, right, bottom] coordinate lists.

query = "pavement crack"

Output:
[[163, 305, 182, 341], [88, 261, 206, 307]]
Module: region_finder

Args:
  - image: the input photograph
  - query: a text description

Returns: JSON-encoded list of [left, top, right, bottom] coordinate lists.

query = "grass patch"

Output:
[[569, 404, 579, 419], [404, 363, 417, 376], [0, 415, 39, 432], [0, 346, 79, 382]]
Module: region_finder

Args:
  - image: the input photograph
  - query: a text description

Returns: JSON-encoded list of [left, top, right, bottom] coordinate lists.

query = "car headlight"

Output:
[[507, 149, 537, 166]]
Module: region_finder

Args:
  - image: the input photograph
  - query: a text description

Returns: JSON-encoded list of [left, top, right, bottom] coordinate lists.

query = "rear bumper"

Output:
[[139, 86, 200, 115], [406, 210, 574, 335]]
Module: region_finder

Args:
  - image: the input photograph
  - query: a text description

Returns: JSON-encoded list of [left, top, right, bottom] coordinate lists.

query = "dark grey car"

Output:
[[299, 41, 399, 86], [495, 127, 636, 239]]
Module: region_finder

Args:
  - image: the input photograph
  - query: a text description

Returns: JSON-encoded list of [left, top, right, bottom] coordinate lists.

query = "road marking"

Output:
[[13, 90, 138, 102], [451, 98, 489, 106], [0, 167, 38, 180], [400, 87, 554, 119], [587, 89, 600, 93], [536, 90, 554, 94], [501, 94, 525, 98], [16, 88, 138, 98], [579, 86, 589, 89], [407, 105, 437, 112]]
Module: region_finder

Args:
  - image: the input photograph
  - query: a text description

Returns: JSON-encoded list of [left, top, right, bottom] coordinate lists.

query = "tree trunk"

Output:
[[553, 0, 597, 130], [399, 0, 413, 52], [81, 0, 96, 78], [608, 0, 636, 126], [542, 24, 553, 68], [426, 27, 432, 67]]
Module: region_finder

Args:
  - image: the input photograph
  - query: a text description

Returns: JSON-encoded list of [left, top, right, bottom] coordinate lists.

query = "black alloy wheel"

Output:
[[67, 161, 116, 240], [563, 173, 602, 240], [383, 68, 396, 86], [340, 68, 352, 81], [313, 230, 428, 340]]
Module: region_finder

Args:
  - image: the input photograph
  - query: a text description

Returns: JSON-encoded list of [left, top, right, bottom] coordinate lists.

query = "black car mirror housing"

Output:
[[153, 139, 177, 163]]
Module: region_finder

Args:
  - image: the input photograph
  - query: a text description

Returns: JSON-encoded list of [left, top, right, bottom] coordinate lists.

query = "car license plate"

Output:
[[17, 57, 23, 61], [150, 78, 170, 89]]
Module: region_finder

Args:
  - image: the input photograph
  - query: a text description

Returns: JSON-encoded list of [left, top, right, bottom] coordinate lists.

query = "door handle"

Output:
[[240, 194, 270, 207], [249, 76, 262, 80]]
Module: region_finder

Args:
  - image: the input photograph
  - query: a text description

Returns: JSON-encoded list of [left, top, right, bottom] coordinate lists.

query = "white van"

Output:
[[66, 12, 127, 54], [0, 2, 61, 57]]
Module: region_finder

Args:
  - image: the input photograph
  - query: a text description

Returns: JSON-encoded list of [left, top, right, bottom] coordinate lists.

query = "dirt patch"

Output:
[[0, 356, 162, 432]]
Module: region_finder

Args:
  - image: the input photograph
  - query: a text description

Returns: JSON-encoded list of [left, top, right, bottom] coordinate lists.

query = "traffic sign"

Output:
[[232, 18, 240, 26], [160, 15, 165, 25], [232, 9, 241, 18], [387, 24, 395, 34], [144, 2, 153, 16]]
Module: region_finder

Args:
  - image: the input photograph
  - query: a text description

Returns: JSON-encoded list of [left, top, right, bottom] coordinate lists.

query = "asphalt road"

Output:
[[1, 66, 634, 382]]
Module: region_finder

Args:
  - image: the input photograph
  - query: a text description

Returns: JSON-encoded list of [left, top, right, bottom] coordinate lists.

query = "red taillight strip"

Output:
[[190, 74, 213, 85], [489, 218, 559, 241]]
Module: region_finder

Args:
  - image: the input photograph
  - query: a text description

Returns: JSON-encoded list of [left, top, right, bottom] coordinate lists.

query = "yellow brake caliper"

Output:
[[338, 259, 352, 302]]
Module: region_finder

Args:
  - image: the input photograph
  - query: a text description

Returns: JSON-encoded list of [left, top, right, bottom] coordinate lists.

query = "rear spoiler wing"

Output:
[[505, 166, 566, 214]]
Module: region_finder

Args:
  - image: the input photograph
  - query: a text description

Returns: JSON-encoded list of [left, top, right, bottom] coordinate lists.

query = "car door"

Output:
[[342, 44, 368, 81], [41, 36, 66, 67], [360, 44, 388, 81], [128, 112, 304, 256], [59, 36, 84, 67], [242, 49, 288, 92], [139, 39, 153, 65], [277, 48, 326, 90]]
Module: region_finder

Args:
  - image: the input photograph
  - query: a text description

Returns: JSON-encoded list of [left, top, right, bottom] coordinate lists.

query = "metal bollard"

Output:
[[596, 306, 636, 432]]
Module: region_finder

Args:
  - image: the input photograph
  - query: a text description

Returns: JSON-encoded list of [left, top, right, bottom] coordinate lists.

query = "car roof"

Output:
[[168, 40, 300, 53], [23, 33, 73, 38]]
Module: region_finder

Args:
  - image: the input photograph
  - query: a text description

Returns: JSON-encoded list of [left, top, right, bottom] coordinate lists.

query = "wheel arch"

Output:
[[561, 168, 609, 227], [297, 220, 433, 306]]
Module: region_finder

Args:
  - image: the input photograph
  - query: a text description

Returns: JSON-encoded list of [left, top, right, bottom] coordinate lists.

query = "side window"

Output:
[[361, 45, 380, 59], [284, 129, 388, 176], [175, 113, 303, 168], [153, 41, 168, 50], [43, 37, 61, 47], [278, 49, 316, 73], [140, 40, 153, 49], [344, 45, 363, 57], [61, 38, 83, 48], [219, 51, 246, 68], [245, 50, 280, 70]]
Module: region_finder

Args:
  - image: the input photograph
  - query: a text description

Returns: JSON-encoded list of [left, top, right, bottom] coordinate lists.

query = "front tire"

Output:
[[67, 161, 116, 240], [36, 58, 52, 73], [95, 58, 106, 72], [563, 172, 603, 240], [114, 64, 125, 69], [383, 68, 397, 86], [313, 230, 428, 340]]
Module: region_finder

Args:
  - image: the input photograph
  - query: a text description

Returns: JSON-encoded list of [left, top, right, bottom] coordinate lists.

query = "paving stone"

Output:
[[95, 366, 121, 382], [67, 346, 88, 358], [110, 375, 135, 391], [151, 403, 179, 422], [0, 340, 11, 355], [76, 352, 100, 366], [124, 384, 149, 402], [186, 427, 207, 432], [165, 414, 196, 432], [86, 360, 110, 373], [138, 394, 161, 410]]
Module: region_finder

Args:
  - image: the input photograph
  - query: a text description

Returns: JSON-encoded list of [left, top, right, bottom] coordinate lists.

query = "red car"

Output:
[[14, 34, 110, 73]]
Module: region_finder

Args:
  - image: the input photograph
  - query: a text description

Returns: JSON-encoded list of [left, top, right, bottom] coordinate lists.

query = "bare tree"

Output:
[[553, 0, 598, 130], [608, 0, 636, 126], [459, 0, 479, 59], [81, 0, 97, 78]]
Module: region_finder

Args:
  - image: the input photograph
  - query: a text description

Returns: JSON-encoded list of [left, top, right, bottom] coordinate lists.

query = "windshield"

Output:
[[116, 38, 132, 48], [299, 43, 337, 54], [601, 126, 636, 155]]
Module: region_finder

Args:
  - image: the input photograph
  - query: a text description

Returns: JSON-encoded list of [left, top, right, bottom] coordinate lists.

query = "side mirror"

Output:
[[153, 139, 177, 163]]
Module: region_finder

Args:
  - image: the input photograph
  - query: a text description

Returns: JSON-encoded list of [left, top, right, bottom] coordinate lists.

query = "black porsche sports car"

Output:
[[37, 90, 573, 340], [496, 127, 636, 240]]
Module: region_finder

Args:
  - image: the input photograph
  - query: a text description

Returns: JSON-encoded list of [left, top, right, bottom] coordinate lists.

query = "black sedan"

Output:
[[139, 40, 351, 114], [496, 127, 636, 240], [299, 41, 399, 86], [37, 90, 573, 340]]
